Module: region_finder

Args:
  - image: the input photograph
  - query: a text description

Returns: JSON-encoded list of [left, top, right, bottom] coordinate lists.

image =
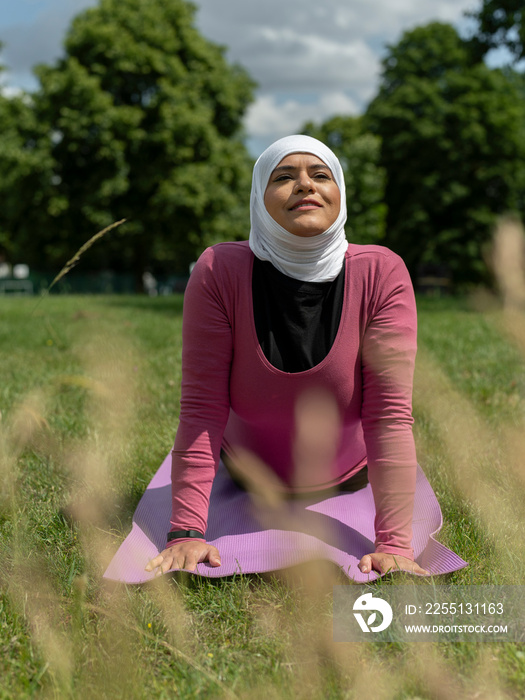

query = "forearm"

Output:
[[367, 431, 417, 558], [361, 251, 418, 558], [169, 246, 233, 539]]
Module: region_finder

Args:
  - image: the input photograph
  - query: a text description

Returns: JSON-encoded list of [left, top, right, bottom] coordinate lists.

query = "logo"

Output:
[[353, 592, 393, 633]]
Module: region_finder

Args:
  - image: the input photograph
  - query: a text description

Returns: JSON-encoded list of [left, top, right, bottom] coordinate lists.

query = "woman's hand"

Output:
[[145, 541, 221, 576], [358, 552, 428, 576]]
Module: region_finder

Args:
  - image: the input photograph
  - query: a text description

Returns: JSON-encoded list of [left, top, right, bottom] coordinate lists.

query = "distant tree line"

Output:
[[0, 0, 255, 283], [305, 1, 525, 285], [0, 0, 523, 286]]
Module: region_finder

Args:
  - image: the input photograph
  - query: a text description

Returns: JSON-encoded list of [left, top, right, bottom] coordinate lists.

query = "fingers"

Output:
[[160, 554, 175, 575], [358, 553, 392, 574], [188, 544, 222, 570], [408, 561, 430, 576], [204, 545, 221, 567], [390, 555, 430, 576], [145, 543, 222, 575], [145, 550, 176, 576], [358, 554, 373, 574], [358, 552, 430, 576], [145, 554, 165, 572], [177, 549, 201, 572]]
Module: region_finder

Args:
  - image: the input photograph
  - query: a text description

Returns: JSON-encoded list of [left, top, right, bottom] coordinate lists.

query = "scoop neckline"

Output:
[[248, 253, 349, 376]]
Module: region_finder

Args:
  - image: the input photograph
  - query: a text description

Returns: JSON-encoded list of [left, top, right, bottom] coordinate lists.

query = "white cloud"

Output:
[[245, 91, 359, 152], [195, 0, 475, 91], [0, 0, 481, 145], [0, 83, 24, 98], [249, 27, 379, 95], [193, 0, 475, 149], [0, 0, 479, 91], [192, 0, 474, 150]]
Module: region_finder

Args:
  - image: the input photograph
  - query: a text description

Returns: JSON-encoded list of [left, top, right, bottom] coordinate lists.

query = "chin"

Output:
[[288, 228, 325, 238]]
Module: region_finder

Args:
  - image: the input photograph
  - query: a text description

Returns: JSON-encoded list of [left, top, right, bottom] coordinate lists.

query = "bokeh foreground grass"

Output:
[[1, 291, 525, 699]]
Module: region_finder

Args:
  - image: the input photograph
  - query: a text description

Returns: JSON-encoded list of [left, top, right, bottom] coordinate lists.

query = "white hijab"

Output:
[[249, 134, 348, 282]]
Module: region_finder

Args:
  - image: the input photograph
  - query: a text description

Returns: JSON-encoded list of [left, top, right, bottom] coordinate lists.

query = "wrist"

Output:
[[374, 544, 414, 560], [167, 529, 205, 542], [166, 529, 206, 550], [165, 537, 206, 549]]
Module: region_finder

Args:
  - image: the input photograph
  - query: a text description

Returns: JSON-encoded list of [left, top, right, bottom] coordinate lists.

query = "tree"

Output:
[[5, 0, 255, 278], [467, 0, 525, 61], [0, 51, 54, 265], [365, 22, 525, 284], [380, 21, 478, 90], [302, 116, 387, 246]]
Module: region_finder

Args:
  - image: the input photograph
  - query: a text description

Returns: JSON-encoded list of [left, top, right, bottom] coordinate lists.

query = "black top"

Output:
[[252, 257, 345, 373]]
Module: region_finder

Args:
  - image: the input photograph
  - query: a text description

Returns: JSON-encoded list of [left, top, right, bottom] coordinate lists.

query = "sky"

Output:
[[0, 0, 485, 155]]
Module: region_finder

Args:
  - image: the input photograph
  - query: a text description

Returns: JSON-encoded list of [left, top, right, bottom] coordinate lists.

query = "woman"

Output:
[[146, 134, 428, 578]]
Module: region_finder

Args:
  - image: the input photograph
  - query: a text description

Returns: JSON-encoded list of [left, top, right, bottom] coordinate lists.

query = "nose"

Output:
[[293, 169, 316, 193]]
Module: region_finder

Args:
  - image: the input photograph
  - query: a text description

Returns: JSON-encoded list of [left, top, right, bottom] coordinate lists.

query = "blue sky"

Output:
[[0, 0, 498, 155]]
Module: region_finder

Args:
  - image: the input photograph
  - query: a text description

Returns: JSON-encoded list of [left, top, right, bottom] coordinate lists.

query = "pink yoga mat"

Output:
[[104, 456, 467, 583]]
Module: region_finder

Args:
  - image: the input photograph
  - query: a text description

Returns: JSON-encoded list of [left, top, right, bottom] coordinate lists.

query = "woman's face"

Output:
[[264, 153, 341, 237]]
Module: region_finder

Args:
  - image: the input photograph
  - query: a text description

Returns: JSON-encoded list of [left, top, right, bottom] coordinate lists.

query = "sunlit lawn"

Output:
[[1, 293, 524, 698]]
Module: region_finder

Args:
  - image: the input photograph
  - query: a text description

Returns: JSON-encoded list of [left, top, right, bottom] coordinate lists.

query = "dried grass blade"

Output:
[[34, 219, 127, 309], [49, 219, 127, 291]]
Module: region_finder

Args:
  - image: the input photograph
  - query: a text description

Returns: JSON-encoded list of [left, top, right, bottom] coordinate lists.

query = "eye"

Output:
[[273, 173, 293, 182]]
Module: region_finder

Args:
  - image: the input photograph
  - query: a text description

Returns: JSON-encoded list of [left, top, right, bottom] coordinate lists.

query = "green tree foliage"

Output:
[[0, 53, 52, 263], [468, 0, 524, 61], [365, 22, 525, 284], [302, 116, 387, 245], [4, 0, 255, 277]]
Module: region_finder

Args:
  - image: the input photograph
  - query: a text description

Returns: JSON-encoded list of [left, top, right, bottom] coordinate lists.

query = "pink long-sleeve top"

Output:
[[170, 240, 418, 557]]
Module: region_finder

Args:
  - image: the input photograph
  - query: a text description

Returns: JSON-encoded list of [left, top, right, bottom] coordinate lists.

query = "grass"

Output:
[[1, 291, 524, 699]]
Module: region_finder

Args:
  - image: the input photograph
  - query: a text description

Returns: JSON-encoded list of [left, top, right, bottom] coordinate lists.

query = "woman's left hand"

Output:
[[358, 552, 429, 576]]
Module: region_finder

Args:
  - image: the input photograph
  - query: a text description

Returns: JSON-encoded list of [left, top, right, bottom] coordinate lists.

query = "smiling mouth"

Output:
[[290, 200, 322, 211]]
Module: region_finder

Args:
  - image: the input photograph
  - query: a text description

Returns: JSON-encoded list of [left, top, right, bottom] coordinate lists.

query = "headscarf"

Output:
[[249, 134, 348, 282]]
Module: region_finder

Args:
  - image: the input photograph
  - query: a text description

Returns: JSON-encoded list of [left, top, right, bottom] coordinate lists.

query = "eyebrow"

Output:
[[271, 163, 332, 174]]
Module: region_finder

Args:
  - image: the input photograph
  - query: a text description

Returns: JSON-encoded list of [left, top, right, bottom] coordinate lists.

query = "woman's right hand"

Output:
[[145, 541, 221, 576]]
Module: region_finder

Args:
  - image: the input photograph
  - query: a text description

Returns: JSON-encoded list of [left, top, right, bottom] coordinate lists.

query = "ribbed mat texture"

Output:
[[104, 456, 467, 583]]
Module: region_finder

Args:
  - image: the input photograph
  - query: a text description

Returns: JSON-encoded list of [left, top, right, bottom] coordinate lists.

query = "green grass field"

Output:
[[1, 293, 524, 699]]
